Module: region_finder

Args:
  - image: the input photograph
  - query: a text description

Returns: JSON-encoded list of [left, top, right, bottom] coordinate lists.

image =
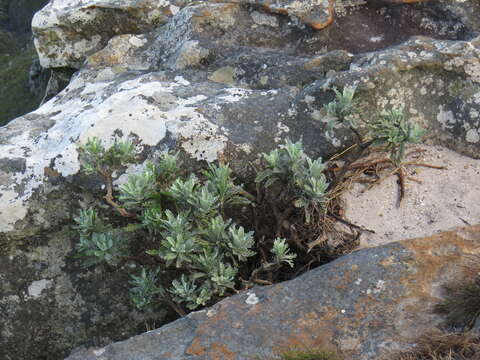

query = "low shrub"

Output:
[[73, 86, 426, 317]]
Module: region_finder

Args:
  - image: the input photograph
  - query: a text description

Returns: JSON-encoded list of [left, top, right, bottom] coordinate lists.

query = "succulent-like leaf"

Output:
[[130, 267, 163, 312], [204, 163, 250, 207], [167, 175, 198, 208], [73, 208, 109, 235], [76, 231, 125, 267], [158, 152, 181, 183], [119, 167, 157, 209], [202, 216, 231, 245], [271, 238, 296, 268], [324, 86, 357, 122], [210, 262, 237, 295], [227, 225, 255, 261], [369, 108, 425, 165], [157, 231, 197, 268]]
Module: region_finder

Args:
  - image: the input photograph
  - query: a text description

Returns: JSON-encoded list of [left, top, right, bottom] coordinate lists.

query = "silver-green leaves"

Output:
[[257, 139, 329, 222], [325, 86, 357, 120], [271, 238, 297, 268], [370, 108, 425, 165], [78, 137, 137, 175], [130, 268, 163, 312], [324, 87, 425, 166], [119, 167, 157, 209], [75, 137, 298, 313]]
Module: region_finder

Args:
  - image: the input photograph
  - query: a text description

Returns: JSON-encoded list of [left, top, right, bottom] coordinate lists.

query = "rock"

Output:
[[65, 225, 480, 360], [226, 0, 333, 30], [40, 67, 76, 104], [342, 144, 480, 248], [297, 35, 480, 159], [32, 0, 188, 69], [2, 1, 480, 359]]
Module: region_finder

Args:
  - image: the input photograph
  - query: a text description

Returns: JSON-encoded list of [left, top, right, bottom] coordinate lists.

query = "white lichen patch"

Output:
[[370, 36, 383, 43], [0, 73, 231, 232], [206, 309, 217, 317], [92, 348, 106, 356], [219, 88, 253, 102], [466, 128, 480, 143], [436, 107, 456, 130], [274, 122, 290, 143], [373, 280, 386, 294], [245, 292, 259, 305], [251, 11, 279, 27], [27, 279, 53, 298], [32, 0, 175, 68]]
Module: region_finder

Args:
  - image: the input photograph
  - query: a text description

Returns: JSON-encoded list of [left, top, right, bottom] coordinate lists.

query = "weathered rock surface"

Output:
[[32, 0, 186, 68], [2, 1, 480, 359], [343, 144, 480, 248], [66, 225, 480, 360]]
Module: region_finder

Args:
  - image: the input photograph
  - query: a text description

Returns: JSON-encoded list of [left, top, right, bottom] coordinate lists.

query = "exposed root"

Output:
[[329, 149, 445, 207], [402, 161, 447, 170]]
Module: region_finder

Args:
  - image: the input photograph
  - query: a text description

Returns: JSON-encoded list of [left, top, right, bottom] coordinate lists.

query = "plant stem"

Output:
[[99, 169, 136, 218]]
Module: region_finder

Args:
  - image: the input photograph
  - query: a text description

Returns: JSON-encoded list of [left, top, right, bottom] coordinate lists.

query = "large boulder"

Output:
[[32, 0, 188, 68], [2, 1, 480, 359], [66, 225, 480, 360]]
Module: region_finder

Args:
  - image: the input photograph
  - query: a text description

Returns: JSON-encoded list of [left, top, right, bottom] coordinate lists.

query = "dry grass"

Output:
[[391, 331, 480, 360], [435, 255, 480, 330]]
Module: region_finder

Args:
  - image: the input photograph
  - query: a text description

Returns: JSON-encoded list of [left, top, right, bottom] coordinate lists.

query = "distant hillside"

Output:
[[0, 0, 49, 126]]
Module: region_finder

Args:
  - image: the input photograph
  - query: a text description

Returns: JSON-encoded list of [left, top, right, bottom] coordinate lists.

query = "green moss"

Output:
[[0, 46, 44, 126]]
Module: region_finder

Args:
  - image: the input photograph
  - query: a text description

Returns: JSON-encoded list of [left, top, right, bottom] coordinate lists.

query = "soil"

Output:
[[341, 144, 480, 248]]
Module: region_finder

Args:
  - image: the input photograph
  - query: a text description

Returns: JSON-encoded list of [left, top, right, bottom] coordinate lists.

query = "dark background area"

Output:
[[0, 0, 50, 127]]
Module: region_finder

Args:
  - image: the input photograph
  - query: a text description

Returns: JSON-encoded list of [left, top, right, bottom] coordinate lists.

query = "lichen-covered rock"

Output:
[[32, 0, 188, 68], [65, 225, 480, 360], [296, 35, 480, 158], [225, 0, 333, 30], [2, 1, 480, 359]]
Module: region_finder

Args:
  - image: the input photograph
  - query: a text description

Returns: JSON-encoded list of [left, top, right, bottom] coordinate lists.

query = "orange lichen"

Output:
[[209, 343, 236, 360], [400, 225, 480, 298], [380, 256, 396, 267], [186, 338, 206, 356], [308, 0, 335, 30]]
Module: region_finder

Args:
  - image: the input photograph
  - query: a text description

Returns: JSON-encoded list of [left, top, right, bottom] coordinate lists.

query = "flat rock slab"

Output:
[[67, 225, 480, 360], [342, 144, 480, 248]]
